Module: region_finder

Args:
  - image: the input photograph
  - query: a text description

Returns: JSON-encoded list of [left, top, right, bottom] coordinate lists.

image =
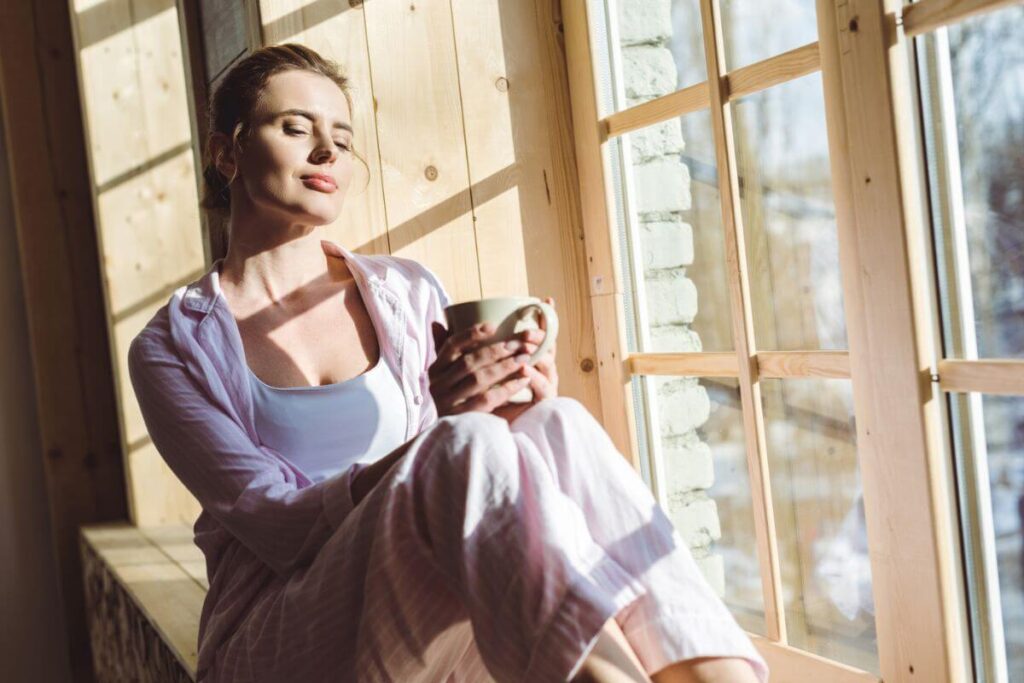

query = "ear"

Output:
[[208, 131, 238, 181]]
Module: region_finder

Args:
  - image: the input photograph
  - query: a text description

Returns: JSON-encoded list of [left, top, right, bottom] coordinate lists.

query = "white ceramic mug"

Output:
[[443, 296, 559, 403]]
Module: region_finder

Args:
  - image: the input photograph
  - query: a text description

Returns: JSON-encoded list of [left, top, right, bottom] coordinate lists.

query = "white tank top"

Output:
[[247, 355, 408, 483]]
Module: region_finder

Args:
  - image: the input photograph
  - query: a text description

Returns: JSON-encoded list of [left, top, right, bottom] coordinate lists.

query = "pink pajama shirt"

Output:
[[128, 239, 768, 682]]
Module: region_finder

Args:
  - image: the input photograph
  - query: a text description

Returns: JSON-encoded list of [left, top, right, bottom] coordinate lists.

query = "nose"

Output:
[[311, 137, 337, 165]]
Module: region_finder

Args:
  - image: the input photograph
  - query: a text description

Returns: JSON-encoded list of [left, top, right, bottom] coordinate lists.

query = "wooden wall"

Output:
[[0, 0, 131, 679], [68, 0, 207, 526], [67, 0, 604, 527], [0, 97, 74, 683]]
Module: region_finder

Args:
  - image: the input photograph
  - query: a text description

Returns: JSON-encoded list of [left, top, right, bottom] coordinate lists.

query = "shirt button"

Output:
[[414, 394, 423, 405]]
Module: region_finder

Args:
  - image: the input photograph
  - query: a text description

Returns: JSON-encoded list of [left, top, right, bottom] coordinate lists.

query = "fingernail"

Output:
[[515, 353, 530, 364], [505, 340, 522, 352]]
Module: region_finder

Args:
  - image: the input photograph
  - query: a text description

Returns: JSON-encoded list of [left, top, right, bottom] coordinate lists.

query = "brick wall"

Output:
[[618, 0, 724, 594]]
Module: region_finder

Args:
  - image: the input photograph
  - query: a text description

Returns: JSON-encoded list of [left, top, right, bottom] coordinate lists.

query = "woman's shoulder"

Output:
[[356, 252, 451, 308]]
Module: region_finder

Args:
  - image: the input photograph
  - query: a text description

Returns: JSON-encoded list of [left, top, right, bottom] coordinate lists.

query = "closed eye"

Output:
[[285, 126, 350, 152]]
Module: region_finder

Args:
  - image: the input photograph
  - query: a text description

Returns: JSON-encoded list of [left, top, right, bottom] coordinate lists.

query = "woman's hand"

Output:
[[493, 297, 559, 424], [428, 297, 559, 421], [428, 321, 535, 417]]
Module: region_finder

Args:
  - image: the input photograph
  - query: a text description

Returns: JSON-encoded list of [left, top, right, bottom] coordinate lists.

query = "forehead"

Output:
[[258, 70, 352, 124]]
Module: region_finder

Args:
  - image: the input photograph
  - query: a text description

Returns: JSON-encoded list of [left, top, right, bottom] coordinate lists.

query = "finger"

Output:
[[430, 322, 496, 377], [451, 374, 532, 415], [431, 321, 448, 352], [432, 338, 527, 393], [523, 363, 557, 400], [440, 352, 532, 403]]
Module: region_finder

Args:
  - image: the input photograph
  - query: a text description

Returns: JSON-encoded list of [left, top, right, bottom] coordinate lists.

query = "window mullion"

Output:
[[698, 0, 787, 644]]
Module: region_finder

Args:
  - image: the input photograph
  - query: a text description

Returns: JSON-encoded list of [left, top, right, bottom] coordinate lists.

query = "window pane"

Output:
[[762, 378, 878, 673], [640, 375, 766, 632], [617, 110, 736, 352], [600, 0, 708, 114], [950, 393, 1024, 679], [921, 7, 1024, 359], [732, 72, 847, 351], [720, 0, 818, 71]]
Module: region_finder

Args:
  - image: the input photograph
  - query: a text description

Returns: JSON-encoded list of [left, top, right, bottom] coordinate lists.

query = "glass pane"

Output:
[[641, 375, 766, 632], [922, 7, 1024, 359], [618, 110, 736, 352], [762, 378, 878, 673], [720, 0, 818, 71], [950, 393, 1024, 679], [602, 0, 708, 113], [732, 72, 848, 351]]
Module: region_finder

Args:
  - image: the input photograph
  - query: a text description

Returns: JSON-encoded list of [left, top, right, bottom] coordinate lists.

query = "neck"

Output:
[[219, 203, 345, 303]]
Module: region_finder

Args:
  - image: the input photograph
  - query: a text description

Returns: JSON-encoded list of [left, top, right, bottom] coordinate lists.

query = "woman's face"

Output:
[[226, 69, 355, 226]]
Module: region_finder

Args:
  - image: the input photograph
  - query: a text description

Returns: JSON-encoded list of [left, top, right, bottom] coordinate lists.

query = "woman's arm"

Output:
[[128, 329, 359, 579], [349, 439, 414, 507]]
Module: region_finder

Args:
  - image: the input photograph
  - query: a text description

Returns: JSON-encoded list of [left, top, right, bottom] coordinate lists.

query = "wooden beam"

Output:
[[938, 359, 1024, 396], [902, 0, 1022, 38], [758, 351, 850, 379], [176, 0, 217, 264], [752, 636, 880, 683], [725, 42, 821, 101], [815, 0, 967, 679], [602, 82, 710, 140], [699, 0, 786, 643], [562, 0, 639, 464], [626, 351, 851, 379], [627, 352, 739, 378], [0, 0, 130, 679]]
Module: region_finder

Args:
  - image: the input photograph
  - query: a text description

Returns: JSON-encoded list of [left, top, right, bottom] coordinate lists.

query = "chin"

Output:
[[271, 196, 344, 227]]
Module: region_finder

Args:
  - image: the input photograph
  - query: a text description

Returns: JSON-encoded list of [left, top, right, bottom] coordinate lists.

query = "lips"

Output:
[[301, 174, 337, 193]]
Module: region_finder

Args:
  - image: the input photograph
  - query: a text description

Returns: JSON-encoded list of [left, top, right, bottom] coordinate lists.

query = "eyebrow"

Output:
[[275, 108, 353, 133]]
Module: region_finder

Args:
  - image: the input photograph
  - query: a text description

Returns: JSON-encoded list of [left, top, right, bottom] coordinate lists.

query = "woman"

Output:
[[128, 44, 767, 683]]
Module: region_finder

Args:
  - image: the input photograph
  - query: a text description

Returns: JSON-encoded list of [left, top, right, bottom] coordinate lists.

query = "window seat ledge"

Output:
[[80, 522, 205, 682]]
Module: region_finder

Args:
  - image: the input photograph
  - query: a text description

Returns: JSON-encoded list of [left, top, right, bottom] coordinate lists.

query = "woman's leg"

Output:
[[509, 397, 767, 682], [221, 409, 644, 683]]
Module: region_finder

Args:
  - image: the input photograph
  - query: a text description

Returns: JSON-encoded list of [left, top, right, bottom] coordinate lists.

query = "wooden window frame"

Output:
[[564, 0, 1020, 679]]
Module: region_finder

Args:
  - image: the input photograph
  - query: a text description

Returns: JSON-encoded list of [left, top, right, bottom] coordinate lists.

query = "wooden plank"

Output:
[[725, 42, 821, 101], [446, 0, 599, 414], [902, 0, 1021, 38], [562, 0, 639, 463], [363, 0, 480, 301], [627, 351, 852, 379], [138, 525, 209, 590], [751, 636, 880, 683], [82, 524, 203, 680], [259, 0, 391, 257], [175, 0, 217, 264], [627, 352, 740, 378], [758, 351, 851, 379], [815, 0, 966, 679], [602, 82, 710, 140], [0, 0, 131, 678], [939, 359, 1024, 396], [699, 0, 786, 643], [69, 0, 206, 529]]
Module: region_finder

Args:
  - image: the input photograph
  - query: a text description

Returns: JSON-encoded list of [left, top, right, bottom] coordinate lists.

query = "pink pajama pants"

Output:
[[217, 397, 767, 682]]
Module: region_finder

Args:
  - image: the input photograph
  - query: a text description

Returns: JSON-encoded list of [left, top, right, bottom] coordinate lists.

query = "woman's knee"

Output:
[[523, 395, 595, 428], [431, 411, 519, 472]]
